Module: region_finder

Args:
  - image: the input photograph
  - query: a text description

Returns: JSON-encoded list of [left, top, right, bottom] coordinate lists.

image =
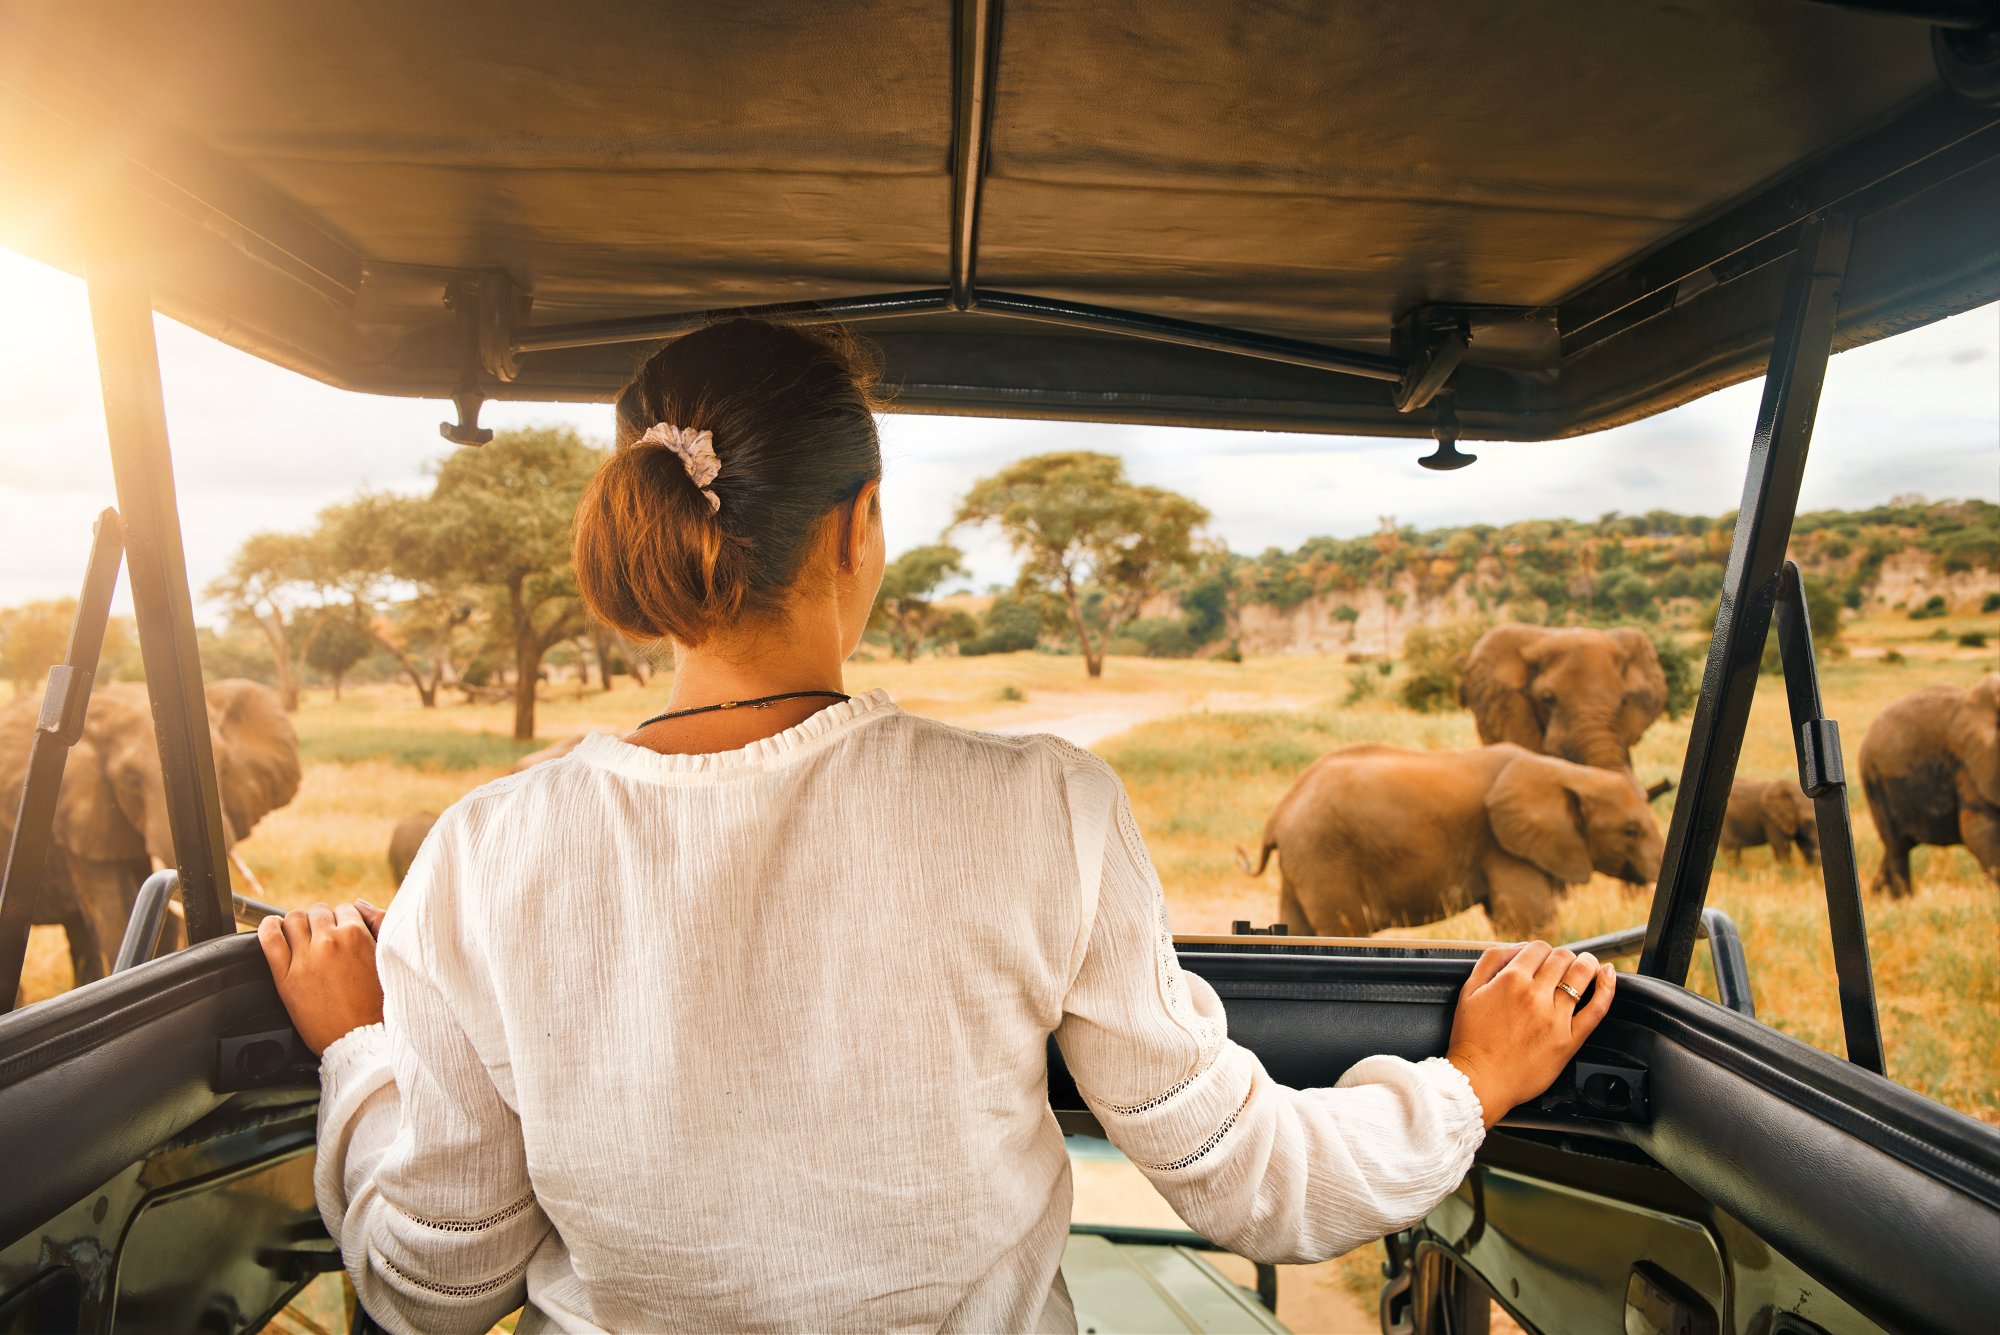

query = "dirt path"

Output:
[[970, 690, 1316, 748]]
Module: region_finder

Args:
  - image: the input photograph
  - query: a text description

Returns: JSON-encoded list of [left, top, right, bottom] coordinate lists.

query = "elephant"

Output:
[[1720, 778, 1819, 866], [1858, 673, 2000, 897], [1240, 742, 1665, 938], [1460, 624, 1668, 776], [389, 810, 439, 884], [0, 679, 300, 985]]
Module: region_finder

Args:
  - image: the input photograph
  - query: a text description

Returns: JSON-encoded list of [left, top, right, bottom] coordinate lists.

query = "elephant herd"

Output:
[[1244, 623, 2000, 940], [0, 679, 300, 985], [2, 639, 1993, 988]]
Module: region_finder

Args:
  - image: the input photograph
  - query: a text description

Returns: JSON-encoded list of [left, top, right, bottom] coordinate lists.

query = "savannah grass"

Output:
[[15, 625, 1992, 1334]]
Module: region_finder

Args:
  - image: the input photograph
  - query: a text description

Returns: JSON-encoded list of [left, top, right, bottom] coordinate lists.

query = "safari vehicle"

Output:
[[2, 3, 1998, 1332]]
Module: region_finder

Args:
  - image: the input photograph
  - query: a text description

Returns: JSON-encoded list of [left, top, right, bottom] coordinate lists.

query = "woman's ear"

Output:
[[841, 480, 883, 573]]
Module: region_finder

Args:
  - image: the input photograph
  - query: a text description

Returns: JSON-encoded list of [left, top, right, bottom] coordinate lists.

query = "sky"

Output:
[[0, 248, 1994, 620]]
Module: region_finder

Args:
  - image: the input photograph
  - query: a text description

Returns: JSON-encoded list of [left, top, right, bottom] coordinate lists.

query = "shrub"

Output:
[[1333, 604, 1360, 623], [1647, 627, 1700, 717], [1930, 627, 1954, 641], [1909, 594, 1949, 620], [1341, 668, 1379, 706], [1398, 617, 1490, 706], [958, 595, 1042, 656], [1399, 670, 1459, 713], [997, 684, 1025, 702], [1120, 616, 1200, 659], [1883, 648, 1905, 664], [1983, 592, 2000, 614], [1214, 639, 1243, 663], [1959, 632, 1988, 649]]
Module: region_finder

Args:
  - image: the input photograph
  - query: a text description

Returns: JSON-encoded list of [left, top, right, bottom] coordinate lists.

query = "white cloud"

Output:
[[1, 249, 1993, 618]]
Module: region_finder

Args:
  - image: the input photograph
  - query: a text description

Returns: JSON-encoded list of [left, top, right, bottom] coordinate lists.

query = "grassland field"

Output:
[[17, 615, 1998, 1332]]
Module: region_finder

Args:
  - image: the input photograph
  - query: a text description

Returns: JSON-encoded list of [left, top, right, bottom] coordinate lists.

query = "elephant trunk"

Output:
[[1551, 706, 1632, 772]]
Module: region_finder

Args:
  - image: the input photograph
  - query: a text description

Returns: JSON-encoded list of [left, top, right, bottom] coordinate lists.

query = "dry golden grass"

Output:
[[14, 624, 1992, 1334], [20, 625, 1998, 1130]]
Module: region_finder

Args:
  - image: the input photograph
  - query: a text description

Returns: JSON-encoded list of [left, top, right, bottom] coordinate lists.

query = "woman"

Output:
[[261, 319, 1614, 1334]]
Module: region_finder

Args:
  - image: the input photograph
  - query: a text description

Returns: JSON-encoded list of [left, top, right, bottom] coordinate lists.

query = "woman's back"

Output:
[[376, 694, 1097, 1331]]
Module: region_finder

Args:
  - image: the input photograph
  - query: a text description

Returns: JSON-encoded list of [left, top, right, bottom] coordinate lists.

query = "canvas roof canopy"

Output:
[[1, 1, 1996, 441]]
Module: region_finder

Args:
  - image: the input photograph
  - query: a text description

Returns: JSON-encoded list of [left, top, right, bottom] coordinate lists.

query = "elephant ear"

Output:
[[205, 680, 302, 839], [1461, 626, 1545, 751], [1487, 755, 1595, 885], [53, 735, 147, 861], [1611, 626, 1669, 739], [1758, 781, 1805, 837], [1947, 674, 2000, 809]]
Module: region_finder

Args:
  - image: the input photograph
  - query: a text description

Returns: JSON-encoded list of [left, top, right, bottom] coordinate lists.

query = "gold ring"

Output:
[[1556, 982, 1584, 1004]]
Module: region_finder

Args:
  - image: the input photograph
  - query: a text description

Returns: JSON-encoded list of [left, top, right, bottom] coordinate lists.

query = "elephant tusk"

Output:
[[228, 850, 271, 901], [150, 857, 169, 875]]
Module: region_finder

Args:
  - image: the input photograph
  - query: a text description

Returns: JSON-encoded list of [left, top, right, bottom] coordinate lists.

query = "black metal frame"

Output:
[[1772, 561, 1885, 1072], [85, 230, 234, 943], [0, 511, 124, 1005], [1565, 908, 1756, 1018], [112, 870, 287, 975], [1639, 214, 1851, 983]]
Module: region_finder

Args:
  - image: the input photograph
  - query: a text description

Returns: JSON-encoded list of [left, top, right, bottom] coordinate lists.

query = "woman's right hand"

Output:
[[1445, 941, 1616, 1128]]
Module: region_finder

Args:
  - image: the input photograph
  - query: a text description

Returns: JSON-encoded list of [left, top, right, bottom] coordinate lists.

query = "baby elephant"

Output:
[[1720, 778, 1818, 866], [1241, 742, 1664, 939], [388, 810, 440, 885]]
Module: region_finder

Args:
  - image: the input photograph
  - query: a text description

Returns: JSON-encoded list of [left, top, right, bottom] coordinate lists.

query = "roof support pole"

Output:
[[83, 244, 235, 943], [949, 0, 999, 310], [1639, 213, 1853, 985]]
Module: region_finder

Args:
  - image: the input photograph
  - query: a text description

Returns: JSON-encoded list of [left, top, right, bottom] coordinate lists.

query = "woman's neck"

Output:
[[628, 611, 853, 755]]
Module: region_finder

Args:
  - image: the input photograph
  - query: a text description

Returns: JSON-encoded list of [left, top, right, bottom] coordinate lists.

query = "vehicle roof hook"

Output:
[[1417, 393, 1476, 470], [439, 272, 527, 446]]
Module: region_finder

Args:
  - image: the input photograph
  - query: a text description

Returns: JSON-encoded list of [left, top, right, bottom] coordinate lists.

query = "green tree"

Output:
[[426, 428, 605, 740], [205, 530, 344, 710], [957, 595, 1042, 656], [873, 543, 967, 662], [320, 492, 478, 708], [955, 452, 1208, 678], [306, 609, 376, 700]]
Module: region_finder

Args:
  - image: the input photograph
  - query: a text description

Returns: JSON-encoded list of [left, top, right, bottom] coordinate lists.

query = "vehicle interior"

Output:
[[2, 3, 1998, 1332]]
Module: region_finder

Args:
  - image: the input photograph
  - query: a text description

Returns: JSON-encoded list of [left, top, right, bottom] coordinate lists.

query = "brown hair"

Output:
[[574, 319, 883, 646]]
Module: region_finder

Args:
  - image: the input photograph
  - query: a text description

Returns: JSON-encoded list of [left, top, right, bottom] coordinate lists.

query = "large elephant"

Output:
[[1859, 673, 2000, 897], [1459, 624, 1668, 774], [1720, 777, 1819, 866], [0, 679, 301, 984], [1240, 742, 1664, 938]]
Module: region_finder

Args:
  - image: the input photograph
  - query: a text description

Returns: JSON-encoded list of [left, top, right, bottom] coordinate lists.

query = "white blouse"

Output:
[[316, 689, 1483, 1333]]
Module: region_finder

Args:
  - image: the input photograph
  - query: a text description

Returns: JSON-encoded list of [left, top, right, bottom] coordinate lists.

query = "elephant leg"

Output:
[[61, 905, 103, 987], [70, 864, 143, 981], [1874, 829, 1915, 899], [1961, 806, 2000, 887], [1768, 830, 1794, 867], [1483, 858, 1558, 941], [1277, 881, 1315, 936]]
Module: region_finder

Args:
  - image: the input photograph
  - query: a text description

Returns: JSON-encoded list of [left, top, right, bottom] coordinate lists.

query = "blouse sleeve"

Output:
[[314, 827, 553, 1335], [1051, 747, 1486, 1265]]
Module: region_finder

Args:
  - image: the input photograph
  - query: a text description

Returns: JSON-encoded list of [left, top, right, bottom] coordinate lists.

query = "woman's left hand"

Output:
[[258, 901, 387, 1055]]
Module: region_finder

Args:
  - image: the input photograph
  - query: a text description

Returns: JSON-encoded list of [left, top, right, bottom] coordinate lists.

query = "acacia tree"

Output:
[[319, 492, 477, 708], [955, 452, 1208, 678], [873, 543, 966, 661], [425, 427, 605, 740], [205, 531, 343, 710]]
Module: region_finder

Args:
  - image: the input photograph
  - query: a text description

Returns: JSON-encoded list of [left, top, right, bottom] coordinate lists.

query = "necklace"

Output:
[[637, 690, 851, 729]]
